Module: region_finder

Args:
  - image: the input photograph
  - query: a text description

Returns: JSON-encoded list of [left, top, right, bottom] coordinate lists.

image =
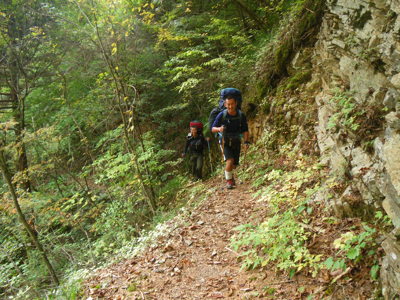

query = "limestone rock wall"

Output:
[[248, 0, 400, 297], [312, 1, 400, 297]]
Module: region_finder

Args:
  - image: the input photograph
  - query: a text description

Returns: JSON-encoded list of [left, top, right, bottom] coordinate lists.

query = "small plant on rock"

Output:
[[327, 90, 365, 132]]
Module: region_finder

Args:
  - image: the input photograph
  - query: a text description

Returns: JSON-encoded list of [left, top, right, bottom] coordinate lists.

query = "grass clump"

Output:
[[127, 283, 137, 292]]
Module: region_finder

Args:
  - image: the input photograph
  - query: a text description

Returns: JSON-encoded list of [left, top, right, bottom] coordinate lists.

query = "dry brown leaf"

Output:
[[330, 269, 343, 277], [213, 292, 224, 298], [162, 244, 174, 252]]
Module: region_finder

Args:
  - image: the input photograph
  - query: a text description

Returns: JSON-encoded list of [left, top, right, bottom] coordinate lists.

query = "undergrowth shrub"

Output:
[[232, 207, 323, 277], [233, 149, 324, 277], [234, 137, 386, 286]]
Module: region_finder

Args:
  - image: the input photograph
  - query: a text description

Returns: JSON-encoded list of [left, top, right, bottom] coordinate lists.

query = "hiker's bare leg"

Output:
[[226, 158, 234, 172], [225, 158, 234, 180]]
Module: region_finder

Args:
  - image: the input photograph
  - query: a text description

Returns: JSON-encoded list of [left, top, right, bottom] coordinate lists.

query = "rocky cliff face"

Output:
[[248, 0, 400, 298]]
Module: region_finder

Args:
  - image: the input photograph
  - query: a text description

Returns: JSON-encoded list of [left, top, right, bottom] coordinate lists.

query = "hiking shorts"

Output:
[[223, 145, 241, 166]]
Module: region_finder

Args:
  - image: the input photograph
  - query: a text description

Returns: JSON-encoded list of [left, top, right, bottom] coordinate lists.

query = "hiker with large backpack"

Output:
[[182, 123, 209, 181], [211, 95, 250, 189], [208, 88, 242, 138]]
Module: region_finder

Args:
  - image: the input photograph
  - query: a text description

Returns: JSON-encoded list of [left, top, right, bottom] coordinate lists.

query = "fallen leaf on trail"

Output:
[[330, 269, 344, 277], [162, 244, 174, 252], [183, 258, 191, 266], [213, 292, 224, 298], [321, 269, 330, 281], [240, 287, 252, 291], [153, 268, 164, 273]]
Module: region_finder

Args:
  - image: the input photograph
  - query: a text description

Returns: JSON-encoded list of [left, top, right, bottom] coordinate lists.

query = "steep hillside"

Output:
[[246, 0, 400, 298]]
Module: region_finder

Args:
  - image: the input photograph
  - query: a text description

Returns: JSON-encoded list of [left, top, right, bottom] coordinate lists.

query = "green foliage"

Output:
[[371, 264, 379, 280], [231, 207, 323, 276], [324, 224, 378, 280], [364, 139, 374, 151], [160, 14, 257, 115], [374, 210, 393, 228], [231, 155, 324, 277], [92, 151, 133, 185], [327, 90, 365, 132]]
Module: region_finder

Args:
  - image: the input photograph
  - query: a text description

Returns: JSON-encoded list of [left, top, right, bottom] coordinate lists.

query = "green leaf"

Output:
[[289, 268, 296, 279], [346, 248, 359, 260], [324, 257, 334, 270], [371, 265, 379, 280], [332, 260, 342, 271]]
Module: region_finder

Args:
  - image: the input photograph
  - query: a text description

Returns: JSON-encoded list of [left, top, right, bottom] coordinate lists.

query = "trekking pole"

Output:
[[207, 140, 213, 173], [240, 146, 248, 185], [220, 126, 226, 190]]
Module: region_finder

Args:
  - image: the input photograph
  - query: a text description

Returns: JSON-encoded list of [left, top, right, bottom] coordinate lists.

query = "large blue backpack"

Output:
[[218, 88, 242, 110]]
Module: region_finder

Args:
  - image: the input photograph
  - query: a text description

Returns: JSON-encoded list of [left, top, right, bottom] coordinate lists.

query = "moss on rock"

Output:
[[286, 70, 312, 91], [274, 42, 291, 73], [256, 81, 268, 101]]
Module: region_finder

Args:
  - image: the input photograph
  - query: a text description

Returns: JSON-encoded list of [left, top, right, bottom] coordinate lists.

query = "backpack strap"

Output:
[[222, 109, 242, 133]]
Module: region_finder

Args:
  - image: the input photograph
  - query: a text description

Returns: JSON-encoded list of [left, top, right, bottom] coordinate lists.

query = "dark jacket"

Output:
[[184, 134, 207, 155]]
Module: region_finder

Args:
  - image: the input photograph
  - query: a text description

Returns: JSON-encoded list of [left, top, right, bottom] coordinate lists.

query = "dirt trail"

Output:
[[82, 176, 325, 300], [82, 174, 376, 300]]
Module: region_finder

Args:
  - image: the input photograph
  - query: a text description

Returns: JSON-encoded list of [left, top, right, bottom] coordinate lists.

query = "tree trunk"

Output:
[[0, 150, 59, 286], [8, 8, 32, 192]]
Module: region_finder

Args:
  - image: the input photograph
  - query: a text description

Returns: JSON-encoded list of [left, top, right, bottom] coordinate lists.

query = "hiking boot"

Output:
[[226, 179, 234, 189], [231, 176, 236, 186]]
